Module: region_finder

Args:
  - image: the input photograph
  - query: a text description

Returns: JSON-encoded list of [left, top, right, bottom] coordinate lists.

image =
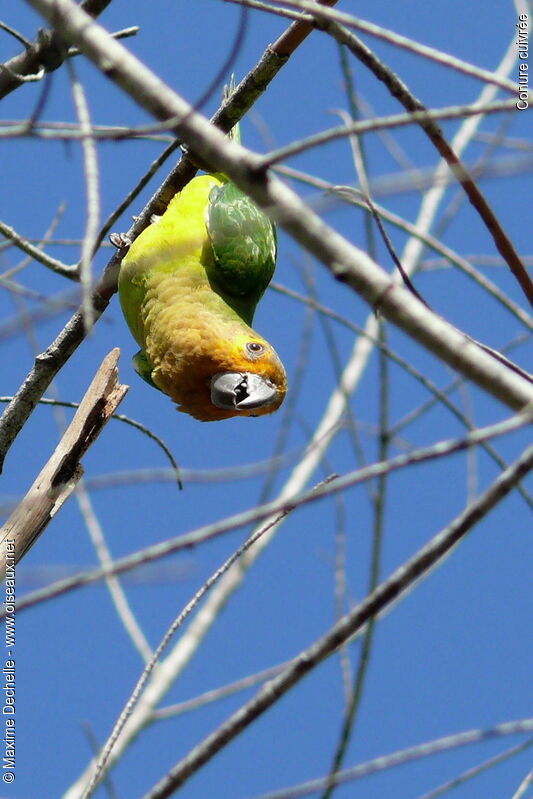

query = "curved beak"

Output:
[[210, 372, 278, 412]]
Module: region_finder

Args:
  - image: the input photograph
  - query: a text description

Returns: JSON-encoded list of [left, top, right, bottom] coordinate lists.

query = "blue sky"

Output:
[[1, 2, 531, 798]]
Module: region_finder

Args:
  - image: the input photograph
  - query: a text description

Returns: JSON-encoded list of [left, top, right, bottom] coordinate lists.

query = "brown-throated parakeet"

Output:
[[118, 174, 287, 421]]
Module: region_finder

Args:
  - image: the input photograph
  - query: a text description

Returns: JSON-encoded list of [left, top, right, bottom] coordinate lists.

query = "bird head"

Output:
[[152, 330, 287, 422]]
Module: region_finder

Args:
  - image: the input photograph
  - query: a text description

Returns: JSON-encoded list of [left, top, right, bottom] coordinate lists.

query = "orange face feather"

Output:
[[152, 335, 287, 421], [138, 269, 287, 421]]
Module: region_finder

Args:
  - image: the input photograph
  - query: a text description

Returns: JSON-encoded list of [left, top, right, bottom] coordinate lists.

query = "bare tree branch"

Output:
[[0, 349, 127, 578], [0, 218, 77, 279], [0, 0, 121, 99], [141, 440, 533, 798], [249, 725, 533, 799]]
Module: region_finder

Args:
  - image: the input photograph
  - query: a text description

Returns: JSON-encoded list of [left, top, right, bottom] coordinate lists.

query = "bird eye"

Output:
[[246, 341, 265, 357]]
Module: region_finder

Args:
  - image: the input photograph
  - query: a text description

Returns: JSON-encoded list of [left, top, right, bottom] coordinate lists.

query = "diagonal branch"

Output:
[[0, 349, 127, 578], [0, 218, 77, 279], [141, 439, 533, 798]]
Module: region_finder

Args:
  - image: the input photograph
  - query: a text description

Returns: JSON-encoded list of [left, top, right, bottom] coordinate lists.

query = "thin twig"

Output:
[[0, 20, 33, 48], [0, 218, 77, 279], [260, 100, 521, 167], [247, 723, 533, 799], [0, 396, 181, 486], [416, 739, 533, 799], [511, 764, 533, 799], [67, 61, 100, 330], [151, 662, 290, 721]]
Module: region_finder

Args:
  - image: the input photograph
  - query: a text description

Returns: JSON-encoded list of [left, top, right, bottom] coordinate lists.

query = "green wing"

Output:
[[132, 349, 160, 390], [205, 182, 276, 323]]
